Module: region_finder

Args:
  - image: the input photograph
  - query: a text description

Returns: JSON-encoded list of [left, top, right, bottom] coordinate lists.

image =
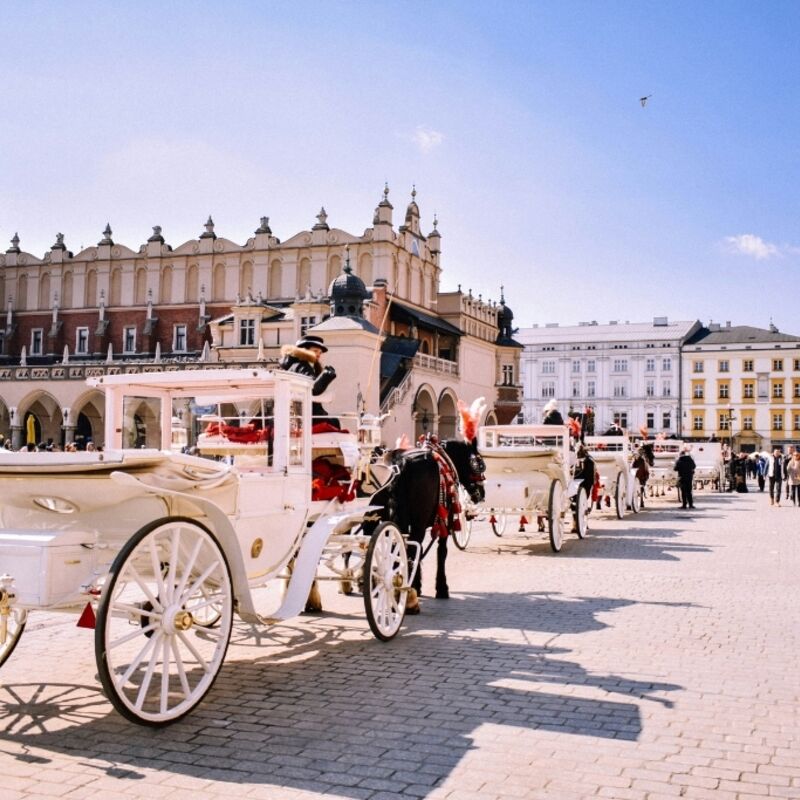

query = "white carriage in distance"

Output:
[[690, 442, 725, 491], [583, 434, 641, 517], [648, 439, 684, 496], [477, 424, 588, 552], [0, 369, 416, 726]]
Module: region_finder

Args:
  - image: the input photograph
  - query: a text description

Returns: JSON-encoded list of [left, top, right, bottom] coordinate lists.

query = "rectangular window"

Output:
[[773, 383, 784, 398], [794, 414, 800, 431], [795, 359, 800, 371], [718, 359, 729, 372], [693, 384, 704, 399], [662, 381, 671, 398], [743, 359, 754, 371], [693, 414, 704, 431], [645, 380, 655, 397], [743, 382, 755, 399], [586, 359, 596, 373], [613, 382, 626, 398], [571, 380, 580, 398], [587, 380, 596, 398], [662, 357, 672, 371], [541, 382, 555, 398], [693, 361, 704, 373], [123, 326, 136, 353], [30, 328, 44, 356], [300, 316, 317, 336], [743, 414, 753, 431], [541, 360, 556, 374], [239, 319, 255, 346], [794, 382, 800, 399], [772, 413, 783, 431], [571, 360, 580, 373], [502, 364, 514, 386], [773, 359, 784, 371], [719, 412, 730, 431], [719, 383, 729, 399], [646, 412, 654, 429], [613, 359, 628, 372], [75, 327, 89, 355], [662, 411, 671, 430], [613, 412, 628, 428], [173, 324, 187, 352], [645, 358, 655, 372]]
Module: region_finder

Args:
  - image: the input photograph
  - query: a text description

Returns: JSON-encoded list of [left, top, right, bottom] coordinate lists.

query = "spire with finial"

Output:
[[380, 181, 392, 207], [199, 215, 216, 239], [98, 223, 113, 246], [500, 285, 505, 304], [255, 216, 272, 235], [344, 244, 353, 273], [6, 233, 20, 254]]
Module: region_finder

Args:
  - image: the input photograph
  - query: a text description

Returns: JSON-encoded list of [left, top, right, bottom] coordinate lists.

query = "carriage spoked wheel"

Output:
[[572, 489, 589, 539], [0, 608, 27, 669], [490, 511, 508, 537], [630, 481, 642, 513], [452, 489, 472, 551], [614, 474, 626, 520], [363, 521, 409, 642], [547, 480, 564, 553], [96, 517, 233, 726]]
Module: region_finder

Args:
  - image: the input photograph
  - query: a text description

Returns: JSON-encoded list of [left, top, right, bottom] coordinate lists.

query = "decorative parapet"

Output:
[[413, 352, 459, 376]]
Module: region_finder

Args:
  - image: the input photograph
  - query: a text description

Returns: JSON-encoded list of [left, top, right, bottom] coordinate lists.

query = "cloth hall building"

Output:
[[0, 188, 521, 450]]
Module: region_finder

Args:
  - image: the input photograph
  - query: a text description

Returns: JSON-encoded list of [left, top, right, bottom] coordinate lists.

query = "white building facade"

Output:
[[518, 318, 701, 435]]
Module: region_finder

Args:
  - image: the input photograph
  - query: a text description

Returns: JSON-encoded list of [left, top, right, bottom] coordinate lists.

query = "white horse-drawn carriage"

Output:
[[648, 439, 684, 495], [691, 442, 725, 491], [0, 369, 416, 726], [476, 424, 587, 552], [583, 434, 640, 517]]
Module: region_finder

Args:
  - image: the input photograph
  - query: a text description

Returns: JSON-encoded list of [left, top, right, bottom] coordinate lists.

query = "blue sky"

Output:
[[2, 1, 798, 331]]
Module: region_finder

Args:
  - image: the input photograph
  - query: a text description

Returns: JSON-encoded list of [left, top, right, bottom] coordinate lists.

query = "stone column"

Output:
[[11, 425, 23, 451]]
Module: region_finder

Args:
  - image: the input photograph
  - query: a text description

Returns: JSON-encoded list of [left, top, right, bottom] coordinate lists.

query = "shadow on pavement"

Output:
[[0, 591, 684, 797]]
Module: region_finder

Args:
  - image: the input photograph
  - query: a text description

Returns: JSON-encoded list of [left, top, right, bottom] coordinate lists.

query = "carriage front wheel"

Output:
[[548, 480, 564, 553], [630, 481, 642, 513], [96, 517, 234, 726], [0, 607, 27, 669], [572, 489, 588, 539], [490, 511, 508, 537], [364, 521, 409, 642], [614, 474, 626, 520], [451, 489, 472, 551]]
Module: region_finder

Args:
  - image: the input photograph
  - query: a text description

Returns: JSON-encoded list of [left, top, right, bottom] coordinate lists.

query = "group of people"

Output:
[[751, 446, 800, 506]]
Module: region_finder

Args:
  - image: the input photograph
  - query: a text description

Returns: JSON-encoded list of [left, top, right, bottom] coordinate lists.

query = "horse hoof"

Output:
[[340, 581, 353, 595], [405, 603, 421, 615], [304, 604, 323, 614]]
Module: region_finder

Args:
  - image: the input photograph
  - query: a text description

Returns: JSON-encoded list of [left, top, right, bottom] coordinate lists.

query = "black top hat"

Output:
[[295, 334, 327, 352]]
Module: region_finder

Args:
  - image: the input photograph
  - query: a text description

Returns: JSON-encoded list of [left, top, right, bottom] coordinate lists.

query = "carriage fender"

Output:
[[109, 471, 256, 620]]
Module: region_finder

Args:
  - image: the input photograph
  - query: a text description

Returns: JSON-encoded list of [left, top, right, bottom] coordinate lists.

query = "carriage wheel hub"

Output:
[[163, 605, 194, 633]]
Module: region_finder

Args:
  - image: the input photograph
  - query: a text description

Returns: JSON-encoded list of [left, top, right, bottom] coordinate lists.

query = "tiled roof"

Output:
[[686, 325, 800, 346]]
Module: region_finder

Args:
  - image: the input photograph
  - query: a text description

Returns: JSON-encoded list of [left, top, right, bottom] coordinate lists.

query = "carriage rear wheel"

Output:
[[548, 480, 564, 553], [364, 522, 409, 642], [452, 489, 472, 551], [572, 489, 588, 539], [614, 474, 626, 519], [490, 511, 508, 537], [0, 608, 27, 669], [96, 517, 233, 726]]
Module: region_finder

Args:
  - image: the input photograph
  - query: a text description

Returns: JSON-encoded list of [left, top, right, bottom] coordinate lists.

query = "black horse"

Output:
[[631, 442, 654, 507], [367, 438, 485, 607]]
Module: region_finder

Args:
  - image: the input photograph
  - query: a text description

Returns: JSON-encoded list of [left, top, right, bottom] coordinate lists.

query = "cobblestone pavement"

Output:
[[1, 488, 799, 800]]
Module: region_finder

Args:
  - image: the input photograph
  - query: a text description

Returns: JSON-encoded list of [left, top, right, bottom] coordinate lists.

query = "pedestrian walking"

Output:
[[767, 447, 784, 506], [786, 451, 800, 506], [783, 446, 795, 500], [756, 452, 768, 492], [674, 445, 696, 509]]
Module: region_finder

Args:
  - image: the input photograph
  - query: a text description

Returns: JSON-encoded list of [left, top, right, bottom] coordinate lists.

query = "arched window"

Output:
[[160, 265, 173, 304], [269, 259, 282, 298], [358, 252, 373, 286], [185, 264, 198, 303], [298, 257, 311, 296], [109, 267, 122, 306], [38, 272, 51, 310], [212, 263, 225, 301], [84, 269, 97, 308], [134, 268, 147, 305], [62, 271, 73, 308], [239, 261, 253, 299], [327, 254, 341, 290]]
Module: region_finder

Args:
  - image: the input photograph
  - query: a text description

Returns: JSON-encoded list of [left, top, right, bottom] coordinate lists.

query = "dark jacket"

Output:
[[278, 345, 336, 396], [674, 453, 696, 481], [543, 409, 564, 425], [574, 452, 596, 495]]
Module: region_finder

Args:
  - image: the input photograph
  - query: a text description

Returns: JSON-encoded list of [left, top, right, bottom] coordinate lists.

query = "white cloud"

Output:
[[411, 125, 444, 153], [724, 233, 780, 260]]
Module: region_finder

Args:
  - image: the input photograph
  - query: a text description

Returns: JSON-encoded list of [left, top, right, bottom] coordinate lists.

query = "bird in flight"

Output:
[[640, 95, 653, 107]]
